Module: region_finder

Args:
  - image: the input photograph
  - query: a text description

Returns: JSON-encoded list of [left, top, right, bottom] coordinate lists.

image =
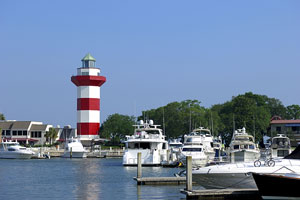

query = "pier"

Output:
[[134, 154, 261, 199]]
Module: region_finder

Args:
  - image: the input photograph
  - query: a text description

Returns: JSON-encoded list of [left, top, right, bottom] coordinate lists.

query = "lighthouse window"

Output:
[[82, 72, 89, 75]]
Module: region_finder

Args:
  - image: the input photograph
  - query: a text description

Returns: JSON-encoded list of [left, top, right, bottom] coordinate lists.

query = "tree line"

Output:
[[100, 92, 300, 145]]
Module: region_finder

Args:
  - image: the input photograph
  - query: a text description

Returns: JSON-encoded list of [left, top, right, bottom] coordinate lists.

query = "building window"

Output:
[[82, 72, 89, 75], [38, 132, 41, 138], [23, 131, 27, 136], [2, 130, 5, 136], [13, 131, 17, 136], [18, 131, 22, 136], [6, 130, 10, 136]]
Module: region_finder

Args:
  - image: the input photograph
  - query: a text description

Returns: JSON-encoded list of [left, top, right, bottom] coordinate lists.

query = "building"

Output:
[[71, 53, 106, 146], [0, 121, 78, 146], [0, 121, 52, 145], [270, 116, 300, 147]]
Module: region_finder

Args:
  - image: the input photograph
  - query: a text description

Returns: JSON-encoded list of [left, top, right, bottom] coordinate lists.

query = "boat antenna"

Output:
[[211, 111, 214, 136], [233, 113, 235, 133], [253, 114, 255, 143], [162, 106, 166, 135], [189, 108, 192, 133]]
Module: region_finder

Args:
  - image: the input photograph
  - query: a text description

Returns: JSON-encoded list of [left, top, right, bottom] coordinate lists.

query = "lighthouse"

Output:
[[71, 54, 106, 145]]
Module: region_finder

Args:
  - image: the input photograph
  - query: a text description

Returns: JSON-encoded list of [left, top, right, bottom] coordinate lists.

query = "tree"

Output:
[[45, 127, 58, 145], [286, 105, 300, 119], [100, 114, 136, 144], [0, 113, 5, 120], [138, 100, 208, 138]]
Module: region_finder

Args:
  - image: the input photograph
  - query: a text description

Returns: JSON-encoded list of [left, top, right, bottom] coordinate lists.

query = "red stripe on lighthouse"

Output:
[[77, 98, 100, 110], [71, 76, 106, 87], [77, 123, 100, 135]]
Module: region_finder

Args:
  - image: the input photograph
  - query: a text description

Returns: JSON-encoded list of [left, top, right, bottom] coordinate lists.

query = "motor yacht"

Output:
[[270, 134, 292, 158], [213, 136, 223, 159], [122, 120, 168, 166], [192, 127, 215, 161], [168, 138, 183, 163], [179, 132, 208, 167], [0, 140, 34, 159], [191, 145, 300, 189], [62, 138, 86, 158], [229, 127, 260, 163]]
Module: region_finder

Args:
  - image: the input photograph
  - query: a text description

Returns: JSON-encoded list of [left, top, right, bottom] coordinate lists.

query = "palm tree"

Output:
[[45, 128, 58, 145]]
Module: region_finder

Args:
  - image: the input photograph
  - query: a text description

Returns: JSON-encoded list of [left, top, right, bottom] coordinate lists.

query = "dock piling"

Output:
[[70, 147, 72, 158], [137, 152, 142, 178], [186, 156, 192, 191]]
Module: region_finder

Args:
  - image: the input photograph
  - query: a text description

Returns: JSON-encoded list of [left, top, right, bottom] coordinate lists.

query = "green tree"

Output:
[[100, 114, 136, 144], [286, 105, 300, 119], [139, 100, 208, 138], [0, 113, 5, 120], [45, 127, 58, 145]]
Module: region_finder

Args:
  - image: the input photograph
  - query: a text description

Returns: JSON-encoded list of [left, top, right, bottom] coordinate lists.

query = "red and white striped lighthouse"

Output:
[[71, 53, 106, 142]]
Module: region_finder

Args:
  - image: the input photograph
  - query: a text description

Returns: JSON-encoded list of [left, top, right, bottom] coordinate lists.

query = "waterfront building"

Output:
[[270, 116, 300, 147], [71, 54, 106, 146], [0, 121, 52, 145], [0, 121, 77, 146]]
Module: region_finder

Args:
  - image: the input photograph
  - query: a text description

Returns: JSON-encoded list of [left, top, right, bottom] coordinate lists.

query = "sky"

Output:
[[0, 1, 300, 128]]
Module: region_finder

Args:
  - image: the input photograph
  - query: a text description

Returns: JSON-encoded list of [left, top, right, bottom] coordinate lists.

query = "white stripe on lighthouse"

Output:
[[77, 86, 100, 99], [77, 110, 100, 123]]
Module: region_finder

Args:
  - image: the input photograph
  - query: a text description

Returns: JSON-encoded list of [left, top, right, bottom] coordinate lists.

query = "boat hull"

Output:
[[0, 152, 33, 159], [62, 151, 86, 158], [231, 150, 260, 163], [252, 173, 300, 200], [193, 173, 256, 189]]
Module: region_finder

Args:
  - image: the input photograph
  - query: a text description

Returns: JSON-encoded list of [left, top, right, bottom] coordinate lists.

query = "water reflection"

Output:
[[72, 159, 101, 200]]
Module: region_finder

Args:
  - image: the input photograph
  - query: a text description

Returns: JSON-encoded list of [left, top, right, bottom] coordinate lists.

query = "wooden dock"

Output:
[[134, 176, 186, 185]]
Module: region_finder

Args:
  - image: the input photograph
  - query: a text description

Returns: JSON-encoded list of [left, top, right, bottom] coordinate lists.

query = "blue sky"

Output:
[[1, 1, 300, 128]]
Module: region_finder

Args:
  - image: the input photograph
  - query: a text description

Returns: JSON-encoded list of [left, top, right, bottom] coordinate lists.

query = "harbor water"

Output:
[[0, 158, 186, 200]]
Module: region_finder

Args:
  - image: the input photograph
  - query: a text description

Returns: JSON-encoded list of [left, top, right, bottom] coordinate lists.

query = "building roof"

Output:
[[270, 120, 300, 124], [0, 121, 14, 130], [11, 121, 32, 130], [81, 53, 96, 61], [30, 124, 48, 131]]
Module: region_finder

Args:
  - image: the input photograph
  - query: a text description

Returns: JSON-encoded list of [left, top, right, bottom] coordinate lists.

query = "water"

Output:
[[0, 158, 186, 200]]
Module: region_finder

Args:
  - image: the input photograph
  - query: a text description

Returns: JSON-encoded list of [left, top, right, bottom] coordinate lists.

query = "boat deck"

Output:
[[181, 188, 260, 200]]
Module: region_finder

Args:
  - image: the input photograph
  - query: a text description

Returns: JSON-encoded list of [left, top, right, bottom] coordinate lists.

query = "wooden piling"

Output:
[[70, 147, 72, 158], [137, 152, 142, 178], [186, 156, 192, 191]]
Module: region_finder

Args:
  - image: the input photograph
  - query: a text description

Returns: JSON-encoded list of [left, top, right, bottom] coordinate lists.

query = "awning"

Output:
[[285, 124, 300, 127]]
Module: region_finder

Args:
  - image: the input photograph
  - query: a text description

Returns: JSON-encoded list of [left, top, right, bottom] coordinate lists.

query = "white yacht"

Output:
[[212, 136, 223, 161], [229, 127, 260, 163], [191, 158, 300, 189], [270, 134, 292, 158], [191, 127, 215, 161], [168, 139, 183, 163], [179, 133, 208, 167], [0, 140, 34, 159], [62, 138, 86, 158], [122, 120, 169, 166]]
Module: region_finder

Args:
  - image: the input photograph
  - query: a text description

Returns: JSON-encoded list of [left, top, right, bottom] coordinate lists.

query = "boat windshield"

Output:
[[272, 138, 290, 147], [233, 144, 255, 150], [128, 142, 151, 149], [169, 144, 182, 148], [235, 136, 254, 142], [182, 148, 202, 152]]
